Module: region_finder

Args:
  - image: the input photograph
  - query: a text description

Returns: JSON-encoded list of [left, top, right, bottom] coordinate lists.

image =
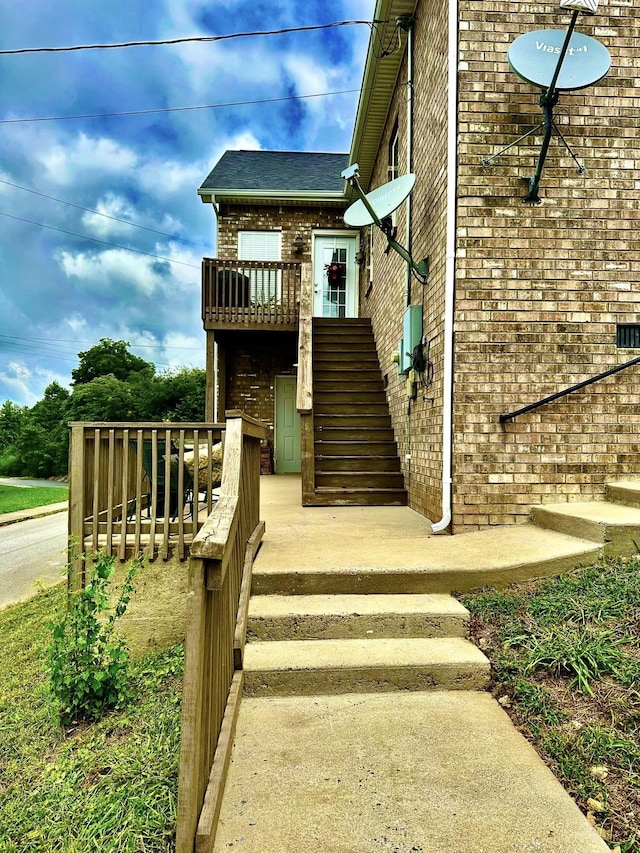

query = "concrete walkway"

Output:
[[211, 476, 609, 852]]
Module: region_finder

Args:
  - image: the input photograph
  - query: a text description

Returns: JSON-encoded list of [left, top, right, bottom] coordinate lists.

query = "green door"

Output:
[[275, 376, 301, 473]]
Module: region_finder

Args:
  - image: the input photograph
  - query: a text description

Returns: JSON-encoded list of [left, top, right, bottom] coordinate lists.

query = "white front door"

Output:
[[312, 234, 358, 318]]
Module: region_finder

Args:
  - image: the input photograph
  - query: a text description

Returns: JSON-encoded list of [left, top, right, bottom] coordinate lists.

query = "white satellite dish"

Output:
[[344, 173, 416, 227]]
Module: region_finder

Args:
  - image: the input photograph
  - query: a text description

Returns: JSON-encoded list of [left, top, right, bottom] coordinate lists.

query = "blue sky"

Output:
[[0, 1, 375, 406]]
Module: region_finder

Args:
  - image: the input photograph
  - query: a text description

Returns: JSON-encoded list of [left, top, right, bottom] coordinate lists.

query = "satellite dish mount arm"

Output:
[[342, 166, 428, 279], [524, 9, 580, 204]]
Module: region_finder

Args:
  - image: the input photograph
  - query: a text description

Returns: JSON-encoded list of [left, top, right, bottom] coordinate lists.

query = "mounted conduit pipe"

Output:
[[431, 0, 458, 534]]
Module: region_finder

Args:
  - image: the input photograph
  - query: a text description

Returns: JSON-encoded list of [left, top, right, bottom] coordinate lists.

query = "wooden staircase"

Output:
[[308, 318, 407, 506]]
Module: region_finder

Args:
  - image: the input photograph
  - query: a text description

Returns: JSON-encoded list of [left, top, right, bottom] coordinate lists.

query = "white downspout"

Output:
[[404, 19, 414, 307], [431, 0, 458, 534]]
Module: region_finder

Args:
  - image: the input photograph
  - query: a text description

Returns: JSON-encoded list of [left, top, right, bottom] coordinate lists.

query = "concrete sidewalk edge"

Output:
[[0, 501, 68, 528]]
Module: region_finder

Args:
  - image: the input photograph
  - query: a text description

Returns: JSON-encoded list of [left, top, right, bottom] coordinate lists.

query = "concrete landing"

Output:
[[254, 477, 601, 594], [214, 691, 608, 853]]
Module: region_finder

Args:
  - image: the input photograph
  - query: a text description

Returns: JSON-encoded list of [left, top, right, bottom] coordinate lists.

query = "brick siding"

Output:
[[359, 0, 640, 531]]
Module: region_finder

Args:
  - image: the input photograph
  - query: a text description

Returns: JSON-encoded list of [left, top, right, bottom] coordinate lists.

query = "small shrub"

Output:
[[48, 551, 142, 725]]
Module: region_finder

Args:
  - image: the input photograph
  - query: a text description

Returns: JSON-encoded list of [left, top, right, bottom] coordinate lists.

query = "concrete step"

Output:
[[530, 500, 640, 555], [251, 524, 602, 596], [242, 637, 490, 696], [247, 593, 469, 641], [606, 479, 640, 508]]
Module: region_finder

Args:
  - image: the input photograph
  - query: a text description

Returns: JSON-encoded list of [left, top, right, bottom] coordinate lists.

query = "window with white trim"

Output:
[[238, 231, 281, 305]]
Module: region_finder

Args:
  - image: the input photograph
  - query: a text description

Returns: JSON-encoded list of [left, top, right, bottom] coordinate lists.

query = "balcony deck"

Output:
[[202, 258, 304, 330]]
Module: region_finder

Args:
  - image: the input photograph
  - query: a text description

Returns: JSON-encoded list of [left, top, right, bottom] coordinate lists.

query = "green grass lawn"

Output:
[[461, 557, 640, 853], [0, 585, 182, 852], [0, 484, 68, 514]]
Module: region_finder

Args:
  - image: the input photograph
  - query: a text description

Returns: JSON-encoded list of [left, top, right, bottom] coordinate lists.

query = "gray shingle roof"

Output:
[[199, 150, 349, 195]]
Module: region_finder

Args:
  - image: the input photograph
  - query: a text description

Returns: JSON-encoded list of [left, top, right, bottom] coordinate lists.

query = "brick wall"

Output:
[[358, 0, 451, 524], [454, 0, 640, 529], [216, 203, 347, 262], [222, 330, 298, 439], [356, 0, 639, 532]]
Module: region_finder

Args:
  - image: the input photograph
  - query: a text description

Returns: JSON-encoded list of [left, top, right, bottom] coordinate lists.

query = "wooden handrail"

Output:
[[176, 412, 267, 853]]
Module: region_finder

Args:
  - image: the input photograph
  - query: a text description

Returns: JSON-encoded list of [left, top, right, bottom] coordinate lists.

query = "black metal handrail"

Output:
[[500, 355, 640, 423]]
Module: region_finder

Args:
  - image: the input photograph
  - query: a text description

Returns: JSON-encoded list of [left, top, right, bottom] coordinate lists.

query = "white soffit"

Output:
[[349, 0, 418, 192]]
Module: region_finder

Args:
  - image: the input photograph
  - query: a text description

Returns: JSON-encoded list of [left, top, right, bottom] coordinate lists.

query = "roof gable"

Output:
[[199, 150, 349, 200]]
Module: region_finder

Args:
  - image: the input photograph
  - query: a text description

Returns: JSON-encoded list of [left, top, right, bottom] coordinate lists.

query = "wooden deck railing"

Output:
[[202, 258, 302, 328], [176, 411, 267, 853], [68, 422, 224, 580]]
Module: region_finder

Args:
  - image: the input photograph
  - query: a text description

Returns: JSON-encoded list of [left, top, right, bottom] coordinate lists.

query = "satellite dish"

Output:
[[508, 29, 611, 91], [344, 173, 416, 227]]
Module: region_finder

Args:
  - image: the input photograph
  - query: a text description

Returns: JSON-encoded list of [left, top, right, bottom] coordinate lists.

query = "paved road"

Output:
[[0, 476, 68, 489], [0, 512, 68, 608]]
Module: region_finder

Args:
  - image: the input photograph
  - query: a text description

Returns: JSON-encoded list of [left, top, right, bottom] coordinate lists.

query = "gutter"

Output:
[[197, 188, 346, 205], [431, 0, 458, 534]]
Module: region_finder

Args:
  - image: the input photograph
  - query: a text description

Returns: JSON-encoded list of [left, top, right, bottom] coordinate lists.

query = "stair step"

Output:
[[315, 378, 384, 391], [315, 403, 390, 415], [314, 390, 387, 404], [314, 368, 382, 380], [606, 480, 640, 508], [242, 637, 490, 696], [315, 415, 392, 429], [314, 341, 376, 353], [314, 423, 394, 440], [314, 353, 380, 365], [314, 456, 401, 472], [314, 440, 399, 455], [531, 501, 640, 556], [307, 487, 407, 506], [247, 594, 469, 641], [315, 471, 405, 489]]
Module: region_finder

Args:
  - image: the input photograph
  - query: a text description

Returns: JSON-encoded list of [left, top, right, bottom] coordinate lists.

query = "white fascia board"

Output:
[[196, 188, 346, 204]]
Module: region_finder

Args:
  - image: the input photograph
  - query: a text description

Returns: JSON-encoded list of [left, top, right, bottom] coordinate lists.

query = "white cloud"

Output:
[[37, 134, 138, 184], [56, 242, 200, 297], [137, 158, 208, 196], [81, 194, 137, 238], [57, 248, 169, 295], [226, 131, 262, 151], [65, 314, 88, 334], [0, 363, 38, 406]]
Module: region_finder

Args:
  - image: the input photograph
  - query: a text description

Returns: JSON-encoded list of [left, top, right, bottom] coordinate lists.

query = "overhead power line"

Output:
[[0, 177, 210, 249], [0, 20, 375, 55], [0, 333, 202, 351], [0, 334, 202, 352], [0, 210, 201, 269], [0, 87, 368, 125]]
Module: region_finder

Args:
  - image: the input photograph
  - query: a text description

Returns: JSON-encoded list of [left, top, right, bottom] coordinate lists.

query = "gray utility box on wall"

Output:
[[398, 305, 423, 374]]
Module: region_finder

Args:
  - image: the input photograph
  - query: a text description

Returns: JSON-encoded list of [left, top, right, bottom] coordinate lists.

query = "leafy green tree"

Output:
[[149, 368, 206, 422], [71, 339, 154, 386], [68, 375, 143, 423], [0, 400, 27, 451], [0, 400, 28, 474], [15, 382, 70, 477]]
